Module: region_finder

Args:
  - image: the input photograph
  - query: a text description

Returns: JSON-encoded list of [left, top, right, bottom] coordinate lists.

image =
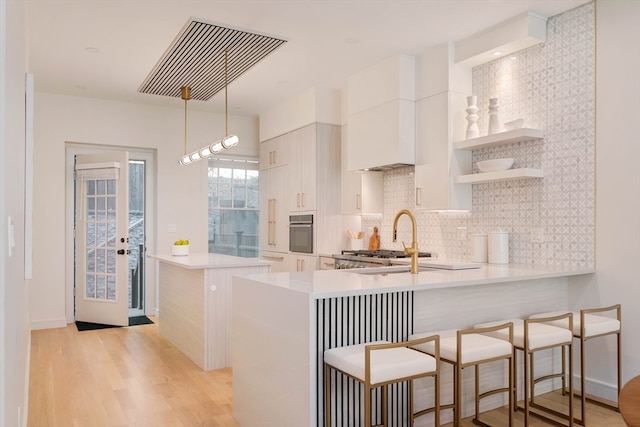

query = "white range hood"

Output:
[[346, 54, 416, 171]]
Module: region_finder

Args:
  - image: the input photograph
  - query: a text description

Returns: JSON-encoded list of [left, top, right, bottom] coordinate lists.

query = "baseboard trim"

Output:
[[577, 374, 619, 403], [30, 317, 68, 330]]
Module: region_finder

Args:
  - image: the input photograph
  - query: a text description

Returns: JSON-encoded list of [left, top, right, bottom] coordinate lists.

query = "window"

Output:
[[208, 156, 259, 257]]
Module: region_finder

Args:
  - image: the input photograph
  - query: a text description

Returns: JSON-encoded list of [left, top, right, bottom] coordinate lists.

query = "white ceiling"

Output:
[[26, 0, 589, 117]]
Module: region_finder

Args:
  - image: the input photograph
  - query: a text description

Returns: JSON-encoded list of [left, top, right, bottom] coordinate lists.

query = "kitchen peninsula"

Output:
[[149, 253, 271, 370], [232, 263, 594, 427]]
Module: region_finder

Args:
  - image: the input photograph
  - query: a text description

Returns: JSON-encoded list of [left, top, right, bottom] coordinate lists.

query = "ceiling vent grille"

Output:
[[139, 18, 287, 101]]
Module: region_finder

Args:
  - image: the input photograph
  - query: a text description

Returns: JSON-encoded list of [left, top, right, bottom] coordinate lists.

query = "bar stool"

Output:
[[410, 323, 514, 427], [475, 313, 574, 427], [530, 304, 621, 425], [324, 335, 440, 427]]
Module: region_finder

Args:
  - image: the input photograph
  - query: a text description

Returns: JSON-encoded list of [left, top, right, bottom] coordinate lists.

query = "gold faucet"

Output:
[[392, 209, 419, 274]]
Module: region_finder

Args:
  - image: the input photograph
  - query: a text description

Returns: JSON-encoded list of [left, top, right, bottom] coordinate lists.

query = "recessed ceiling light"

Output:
[[84, 47, 100, 54]]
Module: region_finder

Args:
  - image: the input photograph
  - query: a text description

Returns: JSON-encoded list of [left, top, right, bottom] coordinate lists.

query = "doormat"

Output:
[[75, 315, 154, 332]]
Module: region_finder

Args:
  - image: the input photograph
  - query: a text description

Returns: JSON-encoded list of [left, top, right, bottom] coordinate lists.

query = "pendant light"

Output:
[[179, 50, 239, 166]]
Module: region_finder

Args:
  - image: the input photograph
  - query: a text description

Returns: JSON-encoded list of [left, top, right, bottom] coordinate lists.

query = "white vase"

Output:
[[465, 95, 480, 139], [488, 98, 503, 135]]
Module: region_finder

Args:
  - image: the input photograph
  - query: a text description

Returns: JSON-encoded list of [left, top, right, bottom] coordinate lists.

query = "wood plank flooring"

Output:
[[28, 318, 625, 427]]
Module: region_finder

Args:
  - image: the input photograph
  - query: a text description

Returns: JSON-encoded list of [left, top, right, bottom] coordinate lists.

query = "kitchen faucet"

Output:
[[392, 209, 419, 274]]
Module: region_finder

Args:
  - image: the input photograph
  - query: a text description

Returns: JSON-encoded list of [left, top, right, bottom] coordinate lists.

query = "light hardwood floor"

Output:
[[28, 318, 624, 427]]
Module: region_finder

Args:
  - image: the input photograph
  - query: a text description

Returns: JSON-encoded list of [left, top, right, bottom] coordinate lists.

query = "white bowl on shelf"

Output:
[[476, 158, 514, 173]]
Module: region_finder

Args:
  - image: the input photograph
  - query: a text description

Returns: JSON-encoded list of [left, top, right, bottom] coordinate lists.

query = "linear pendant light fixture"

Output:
[[138, 18, 287, 165], [179, 51, 239, 166]]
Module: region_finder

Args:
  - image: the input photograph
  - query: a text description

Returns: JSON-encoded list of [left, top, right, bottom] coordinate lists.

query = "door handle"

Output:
[[117, 249, 130, 255]]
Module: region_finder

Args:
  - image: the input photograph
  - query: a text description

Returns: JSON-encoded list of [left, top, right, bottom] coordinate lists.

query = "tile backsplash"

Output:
[[371, 2, 595, 267]]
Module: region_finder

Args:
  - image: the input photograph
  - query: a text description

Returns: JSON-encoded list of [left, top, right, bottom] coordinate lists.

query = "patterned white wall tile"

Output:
[[380, 2, 595, 267]]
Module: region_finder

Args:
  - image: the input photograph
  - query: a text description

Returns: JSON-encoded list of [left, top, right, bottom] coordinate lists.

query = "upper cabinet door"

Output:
[[289, 125, 317, 212], [341, 125, 383, 214], [414, 92, 471, 211], [259, 134, 289, 171]]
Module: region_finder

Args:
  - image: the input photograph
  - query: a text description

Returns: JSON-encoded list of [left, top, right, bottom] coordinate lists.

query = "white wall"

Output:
[[1, 1, 30, 425], [568, 0, 640, 397], [30, 92, 259, 328]]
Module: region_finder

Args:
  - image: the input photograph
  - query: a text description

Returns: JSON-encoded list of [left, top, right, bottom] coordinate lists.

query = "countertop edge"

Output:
[[148, 253, 273, 269], [234, 264, 595, 299]]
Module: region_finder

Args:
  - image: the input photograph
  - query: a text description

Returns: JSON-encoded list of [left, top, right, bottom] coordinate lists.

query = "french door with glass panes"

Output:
[[74, 152, 129, 326]]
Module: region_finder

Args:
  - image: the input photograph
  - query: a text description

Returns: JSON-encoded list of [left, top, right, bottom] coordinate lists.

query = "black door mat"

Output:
[[75, 315, 154, 331]]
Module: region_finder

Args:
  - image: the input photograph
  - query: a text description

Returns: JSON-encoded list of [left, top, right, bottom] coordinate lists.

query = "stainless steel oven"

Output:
[[289, 214, 313, 254]]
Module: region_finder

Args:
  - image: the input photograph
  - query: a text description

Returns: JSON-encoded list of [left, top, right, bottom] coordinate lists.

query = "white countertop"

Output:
[[148, 253, 273, 269], [239, 262, 595, 299]]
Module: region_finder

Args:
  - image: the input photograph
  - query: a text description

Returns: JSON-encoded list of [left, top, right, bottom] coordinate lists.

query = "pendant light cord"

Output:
[[224, 50, 229, 137]]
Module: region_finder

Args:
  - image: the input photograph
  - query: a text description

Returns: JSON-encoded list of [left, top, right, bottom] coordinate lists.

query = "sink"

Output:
[[355, 265, 434, 275]]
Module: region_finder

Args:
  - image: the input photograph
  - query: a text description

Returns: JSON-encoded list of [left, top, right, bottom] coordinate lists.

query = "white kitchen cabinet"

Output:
[[341, 125, 383, 214], [342, 171, 384, 214], [288, 125, 316, 211], [259, 165, 288, 253], [259, 133, 289, 170], [288, 254, 317, 272], [318, 256, 336, 270], [259, 250, 288, 273], [259, 123, 341, 272], [414, 91, 472, 210]]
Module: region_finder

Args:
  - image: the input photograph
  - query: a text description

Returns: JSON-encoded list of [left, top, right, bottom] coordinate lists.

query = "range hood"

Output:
[[346, 55, 416, 172]]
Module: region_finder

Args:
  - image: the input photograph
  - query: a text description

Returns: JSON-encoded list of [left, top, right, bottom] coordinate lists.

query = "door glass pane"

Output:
[[96, 275, 106, 299], [84, 178, 117, 302], [129, 160, 145, 312]]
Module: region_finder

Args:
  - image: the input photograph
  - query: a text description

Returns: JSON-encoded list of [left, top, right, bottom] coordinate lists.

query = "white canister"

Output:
[[471, 234, 488, 263], [348, 238, 364, 251], [488, 230, 509, 264]]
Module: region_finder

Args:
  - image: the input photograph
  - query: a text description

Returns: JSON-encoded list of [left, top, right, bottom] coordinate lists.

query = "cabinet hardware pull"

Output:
[[262, 255, 284, 261], [416, 188, 422, 206], [356, 194, 362, 210]]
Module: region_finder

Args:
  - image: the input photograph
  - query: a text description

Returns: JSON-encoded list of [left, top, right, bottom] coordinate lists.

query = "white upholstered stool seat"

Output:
[[324, 336, 440, 427], [410, 324, 514, 427], [474, 318, 573, 351], [324, 340, 438, 384], [476, 314, 574, 427], [529, 311, 620, 338], [530, 305, 622, 425]]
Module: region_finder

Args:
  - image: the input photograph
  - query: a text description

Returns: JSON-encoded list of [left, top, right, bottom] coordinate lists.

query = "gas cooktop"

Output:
[[340, 249, 432, 259], [333, 249, 432, 269]]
